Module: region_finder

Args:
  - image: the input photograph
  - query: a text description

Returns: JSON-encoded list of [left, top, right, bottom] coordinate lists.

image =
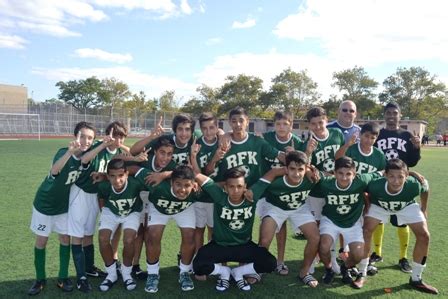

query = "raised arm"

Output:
[[130, 116, 165, 155], [50, 136, 81, 176]]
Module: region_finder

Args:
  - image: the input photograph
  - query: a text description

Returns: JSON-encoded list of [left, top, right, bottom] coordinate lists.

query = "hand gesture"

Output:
[[190, 137, 201, 157], [306, 135, 318, 155], [306, 164, 320, 183], [134, 148, 151, 162], [243, 188, 254, 203], [410, 130, 421, 149], [145, 172, 165, 186], [68, 132, 81, 154], [348, 132, 358, 147], [90, 171, 105, 184], [284, 138, 295, 153], [103, 128, 116, 146], [150, 116, 165, 139]]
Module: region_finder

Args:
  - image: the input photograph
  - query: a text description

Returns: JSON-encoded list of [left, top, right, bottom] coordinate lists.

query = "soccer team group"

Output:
[[28, 100, 439, 295]]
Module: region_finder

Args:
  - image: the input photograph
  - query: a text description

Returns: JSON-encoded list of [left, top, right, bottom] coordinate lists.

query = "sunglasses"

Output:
[[342, 108, 355, 113]]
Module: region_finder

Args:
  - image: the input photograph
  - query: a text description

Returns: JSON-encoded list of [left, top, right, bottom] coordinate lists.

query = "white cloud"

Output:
[[205, 37, 223, 46], [31, 66, 197, 99], [274, 0, 448, 66], [0, 33, 28, 49], [195, 50, 344, 100], [74, 48, 133, 64], [232, 17, 256, 29], [180, 0, 193, 15]]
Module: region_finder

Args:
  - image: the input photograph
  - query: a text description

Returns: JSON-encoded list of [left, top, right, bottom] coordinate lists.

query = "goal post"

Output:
[[0, 113, 41, 140]]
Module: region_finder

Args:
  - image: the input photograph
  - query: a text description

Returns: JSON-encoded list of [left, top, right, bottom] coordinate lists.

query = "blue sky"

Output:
[[1, 0, 448, 104]]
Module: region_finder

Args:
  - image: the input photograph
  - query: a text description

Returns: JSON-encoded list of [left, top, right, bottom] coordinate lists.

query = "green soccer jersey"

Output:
[[195, 136, 219, 203], [346, 143, 386, 174], [136, 168, 197, 215], [215, 133, 279, 187], [97, 177, 145, 217], [139, 154, 176, 173], [367, 177, 428, 212], [201, 178, 270, 246], [261, 131, 304, 173], [75, 142, 123, 194], [264, 175, 317, 211], [309, 128, 345, 172], [33, 148, 82, 215], [318, 173, 380, 228], [146, 133, 201, 166]]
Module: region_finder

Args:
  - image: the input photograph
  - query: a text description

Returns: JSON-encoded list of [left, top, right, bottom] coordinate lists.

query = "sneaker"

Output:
[[132, 265, 148, 280], [179, 272, 194, 291], [322, 268, 335, 284], [367, 264, 378, 276], [409, 277, 439, 294], [351, 274, 366, 289], [86, 265, 107, 278], [76, 277, 92, 293], [144, 274, 160, 293], [398, 258, 412, 273], [28, 280, 46, 296], [340, 264, 353, 284], [369, 252, 383, 264], [57, 278, 74, 292]]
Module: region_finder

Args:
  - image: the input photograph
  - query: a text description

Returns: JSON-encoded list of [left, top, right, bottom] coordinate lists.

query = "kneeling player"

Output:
[[28, 122, 95, 295], [259, 151, 320, 287], [192, 160, 277, 291], [361, 159, 438, 294], [144, 166, 198, 293], [97, 159, 147, 292], [317, 157, 380, 287]]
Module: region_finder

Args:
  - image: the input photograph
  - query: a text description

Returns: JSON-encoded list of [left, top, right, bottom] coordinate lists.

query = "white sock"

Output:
[[411, 261, 425, 281], [211, 264, 230, 280], [179, 261, 192, 274], [359, 258, 369, 276], [331, 247, 340, 274], [232, 263, 256, 281], [121, 264, 132, 281], [147, 261, 160, 275], [105, 262, 118, 282], [344, 244, 350, 252]]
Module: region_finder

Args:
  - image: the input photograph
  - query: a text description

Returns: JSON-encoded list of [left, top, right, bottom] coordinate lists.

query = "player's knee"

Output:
[[308, 233, 320, 246], [59, 234, 70, 245], [416, 229, 430, 244], [192, 256, 212, 275], [254, 248, 277, 273], [98, 232, 110, 245]]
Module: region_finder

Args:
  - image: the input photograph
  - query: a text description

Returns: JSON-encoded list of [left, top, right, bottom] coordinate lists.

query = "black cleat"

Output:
[[28, 280, 46, 296], [132, 265, 148, 280], [367, 264, 378, 276], [86, 265, 107, 277], [322, 268, 335, 284], [369, 252, 383, 263], [76, 277, 92, 293], [409, 278, 439, 294], [399, 258, 412, 273], [57, 278, 73, 292], [340, 264, 353, 284]]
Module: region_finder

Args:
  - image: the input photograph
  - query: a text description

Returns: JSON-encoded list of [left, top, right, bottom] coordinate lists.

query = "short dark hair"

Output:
[[385, 158, 408, 173], [285, 151, 308, 166], [199, 112, 217, 127], [361, 122, 380, 136], [274, 111, 293, 123], [229, 106, 248, 119], [105, 121, 128, 137], [107, 158, 127, 173], [224, 167, 246, 180], [172, 114, 195, 132], [335, 156, 356, 170], [74, 121, 96, 137], [384, 101, 401, 112], [171, 165, 195, 181], [154, 135, 175, 151], [306, 107, 327, 122]]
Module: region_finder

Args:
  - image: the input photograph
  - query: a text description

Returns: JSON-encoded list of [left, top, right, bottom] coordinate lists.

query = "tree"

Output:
[[98, 77, 131, 119], [332, 66, 380, 118], [379, 67, 447, 120], [320, 95, 341, 120], [56, 77, 103, 112], [216, 74, 264, 116], [158, 90, 179, 111], [181, 84, 220, 116], [267, 68, 320, 115]]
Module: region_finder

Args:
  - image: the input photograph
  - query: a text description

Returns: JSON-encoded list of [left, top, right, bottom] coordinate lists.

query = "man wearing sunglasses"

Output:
[[327, 100, 361, 143]]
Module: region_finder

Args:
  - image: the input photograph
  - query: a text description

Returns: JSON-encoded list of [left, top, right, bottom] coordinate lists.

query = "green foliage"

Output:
[[181, 85, 220, 116], [159, 90, 179, 112], [56, 76, 103, 112], [98, 77, 131, 118]]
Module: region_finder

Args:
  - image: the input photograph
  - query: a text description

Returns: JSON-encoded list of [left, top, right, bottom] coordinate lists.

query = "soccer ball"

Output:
[[323, 159, 335, 172], [385, 149, 399, 160], [240, 165, 250, 178], [336, 205, 351, 215], [165, 208, 178, 215], [229, 219, 245, 230], [288, 201, 302, 209]]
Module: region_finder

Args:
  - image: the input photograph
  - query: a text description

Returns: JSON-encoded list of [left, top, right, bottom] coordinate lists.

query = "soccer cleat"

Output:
[[86, 265, 107, 278], [340, 264, 353, 284], [57, 278, 74, 292], [322, 268, 335, 284], [367, 264, 378, 276], [132, 265, 148, 280], [409, 278, 439, 294], [398, 258, 412, 273], [144, 274, 160, 293], [369, 252, 383, 264], [28, 280, 46, 296], [76, 276, 92, 293], [351, 273, 366, 289], [179, 272, 194, 291]]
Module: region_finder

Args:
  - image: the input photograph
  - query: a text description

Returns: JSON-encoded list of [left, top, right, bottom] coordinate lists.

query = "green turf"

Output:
[[0, 139, 446, 298]]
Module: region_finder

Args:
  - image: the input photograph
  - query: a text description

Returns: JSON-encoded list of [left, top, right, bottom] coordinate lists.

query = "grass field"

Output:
[[0, 138, 447, 298]]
